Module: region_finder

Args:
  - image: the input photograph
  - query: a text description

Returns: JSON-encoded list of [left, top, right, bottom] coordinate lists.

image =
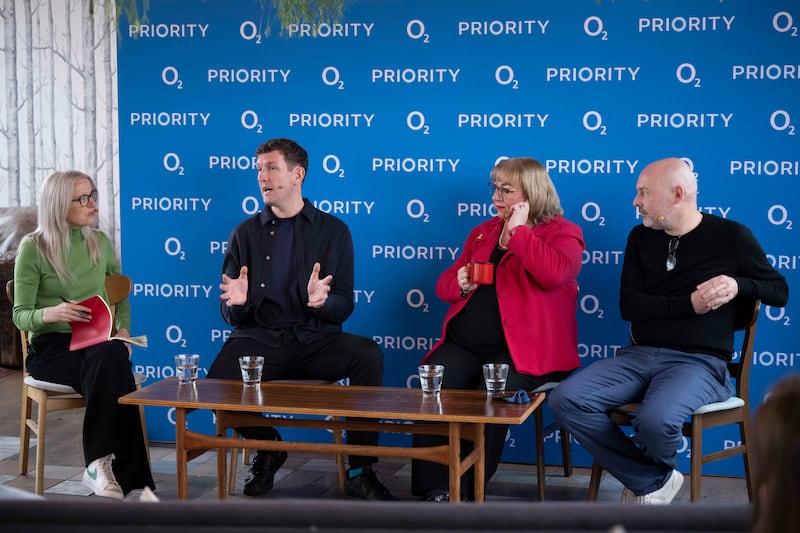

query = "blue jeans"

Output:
[[549, 345, 733, 495]]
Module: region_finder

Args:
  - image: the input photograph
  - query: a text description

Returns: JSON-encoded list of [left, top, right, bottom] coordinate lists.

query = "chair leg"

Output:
[[534, 408, 546, 501], [34, 399, 47, 495], [18, 392, 32, 476], [559, 427, 573, 477], [690, 419, 703, 502], [587, 460, 603, 501], [228, 431, 241, 495], [740, 414, 754, 501]]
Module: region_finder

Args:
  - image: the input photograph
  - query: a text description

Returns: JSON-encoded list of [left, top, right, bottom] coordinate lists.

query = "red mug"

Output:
[[468, 262, 494, 285]]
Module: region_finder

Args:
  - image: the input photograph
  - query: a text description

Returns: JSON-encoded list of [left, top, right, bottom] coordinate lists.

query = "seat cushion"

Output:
[[26, 371, 147, 393], [23, 376, 80, 394], [693, 396, 744, 414]]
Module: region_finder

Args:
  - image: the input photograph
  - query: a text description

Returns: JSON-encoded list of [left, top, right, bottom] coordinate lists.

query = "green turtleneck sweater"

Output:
[[12, 228, 130, 341]]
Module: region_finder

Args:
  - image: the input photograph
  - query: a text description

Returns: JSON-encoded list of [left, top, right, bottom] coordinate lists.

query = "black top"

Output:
[[220, 199, 355, 346], [620, 214, 788, 359], [446, 246, 508, 353]]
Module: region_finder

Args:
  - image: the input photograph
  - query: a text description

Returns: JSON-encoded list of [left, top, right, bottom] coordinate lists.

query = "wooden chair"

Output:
[[8, 275, 149, 495], [587, 298, 761, 502], [531, 381, 573, 501], [227, 379, 346, 495]]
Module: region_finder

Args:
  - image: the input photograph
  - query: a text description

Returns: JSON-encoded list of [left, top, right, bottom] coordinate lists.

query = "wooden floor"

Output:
[[0, 368, 749, 503]]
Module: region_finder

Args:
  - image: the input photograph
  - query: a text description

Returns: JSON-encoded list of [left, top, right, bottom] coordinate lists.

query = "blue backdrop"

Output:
[[116, 0, 799, 476]]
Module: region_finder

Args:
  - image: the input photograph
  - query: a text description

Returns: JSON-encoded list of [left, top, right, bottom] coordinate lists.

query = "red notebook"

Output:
[[68, 295, 148, 351]]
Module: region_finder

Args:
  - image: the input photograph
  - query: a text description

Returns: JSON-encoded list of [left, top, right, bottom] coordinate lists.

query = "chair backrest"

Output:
[[729, 298, 761, 403], [105, 274, 132, 307], [6, 280, 28, 369], [6, 274, 133, 369]]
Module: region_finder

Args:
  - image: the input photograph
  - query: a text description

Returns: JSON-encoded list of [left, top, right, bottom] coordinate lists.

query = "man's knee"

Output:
[[346, 336, 384, 384], [548, 380, 576, 419], [634, 416, 682, 457]]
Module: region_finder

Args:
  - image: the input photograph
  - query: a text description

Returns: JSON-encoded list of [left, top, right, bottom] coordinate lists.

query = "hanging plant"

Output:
[[264, 0, 349, 36], [114, 0, 349, 37]]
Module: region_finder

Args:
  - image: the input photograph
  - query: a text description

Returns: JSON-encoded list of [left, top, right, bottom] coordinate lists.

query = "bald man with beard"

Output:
[[550, 157, 788, 504]]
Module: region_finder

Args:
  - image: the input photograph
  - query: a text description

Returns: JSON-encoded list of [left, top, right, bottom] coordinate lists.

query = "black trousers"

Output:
[[26, 333, 154, 494], [207, 331, 384, 469], [410, 340, 571, 497]]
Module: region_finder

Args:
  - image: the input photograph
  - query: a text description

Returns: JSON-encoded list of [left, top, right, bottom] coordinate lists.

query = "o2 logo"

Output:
[[770, 110, 796, 136], [407, 199, 430, 223], [773, 11, 798, 37], [765, 305, 791, 327], [163, 152, 185, 175], [322, 154, 346, 178], [495, 65, 519, 89], [584, 16, 609, 40], [407, 289, 430, 313], [161, 66, 184, 89], [580, 294, 605, 319], [768, 205, 793, 230], [240, 20, 264, 44], [241, 110, 264, 133], [583, 111, 607, 135], [165, 324, 188, 347], [321, 66, 345, 90], [581, 202, 606, 226], [406, 111, 430, 135], [406, 19, 431, 43], [164, 237, 186, 260], [676, 63, 702, 88]]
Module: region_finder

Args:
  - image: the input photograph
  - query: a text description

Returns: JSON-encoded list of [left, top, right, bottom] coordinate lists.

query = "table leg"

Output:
[[215, 416, 228, 499], [175, 408, 188, 500], [474, 422, 485, 503], [448, 422, 461, 504]]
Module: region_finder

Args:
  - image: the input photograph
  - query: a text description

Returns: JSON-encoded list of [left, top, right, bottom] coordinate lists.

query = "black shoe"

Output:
[[242, 450, 288, 497], [423, 489, 450, 503], [343, 467, 396, 500]]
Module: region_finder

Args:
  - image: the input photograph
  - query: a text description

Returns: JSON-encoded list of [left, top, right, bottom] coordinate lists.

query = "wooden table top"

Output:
[[119, 378, 543, 424]]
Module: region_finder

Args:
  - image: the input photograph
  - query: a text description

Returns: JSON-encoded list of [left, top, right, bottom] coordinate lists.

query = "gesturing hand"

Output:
[[220, 266, 249, 307], [307, 262, 333, 309]]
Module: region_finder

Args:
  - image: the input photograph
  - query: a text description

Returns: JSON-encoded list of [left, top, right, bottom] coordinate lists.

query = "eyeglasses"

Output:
[[488, 182, 517, 199], [72, 189, 98, 207], [666, 237, 680, 271]]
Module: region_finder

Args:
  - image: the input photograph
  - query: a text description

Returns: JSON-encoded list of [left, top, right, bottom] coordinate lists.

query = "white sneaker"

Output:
[[620, 486, 636, 502], [124, 486, 159, 502], [634, 470, 684, 504], [82, 453, 123, 500]]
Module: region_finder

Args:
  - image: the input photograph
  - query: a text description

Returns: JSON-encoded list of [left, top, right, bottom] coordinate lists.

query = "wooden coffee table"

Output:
[[119, 378, 543, 503]]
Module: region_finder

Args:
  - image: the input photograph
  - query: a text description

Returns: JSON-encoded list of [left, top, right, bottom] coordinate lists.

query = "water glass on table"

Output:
[[175, 354, 199, 384], [239, 355, 264, 387], [418, 364, 444, 396], [482, 363, 509, 397]]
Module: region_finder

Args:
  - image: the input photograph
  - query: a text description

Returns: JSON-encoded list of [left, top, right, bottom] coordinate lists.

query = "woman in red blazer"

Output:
[[412, 157, 585, 502]]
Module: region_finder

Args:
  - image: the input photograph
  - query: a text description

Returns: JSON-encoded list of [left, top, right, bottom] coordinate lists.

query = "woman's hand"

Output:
[[43, 300, 91, 324], [506, 201, 530, 231], [499, 201, 530, 248], [116, 328, 133, 356], [457, 265, 478, 296]]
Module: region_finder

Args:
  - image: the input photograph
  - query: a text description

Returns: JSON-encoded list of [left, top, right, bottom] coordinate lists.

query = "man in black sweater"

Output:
[[550, 157, 788, 504]]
